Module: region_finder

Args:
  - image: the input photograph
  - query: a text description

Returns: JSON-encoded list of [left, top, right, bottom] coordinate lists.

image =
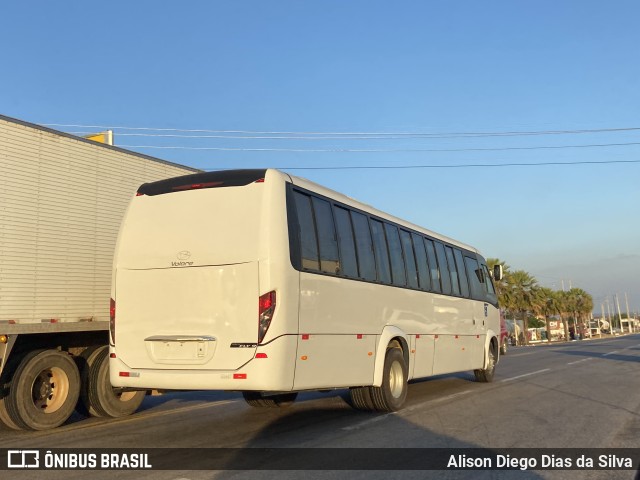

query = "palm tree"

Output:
[[538, 287, 561, 343], [486, 258, 509, 307], [567, 288, 593, 339], [503, 270, 539, 345]]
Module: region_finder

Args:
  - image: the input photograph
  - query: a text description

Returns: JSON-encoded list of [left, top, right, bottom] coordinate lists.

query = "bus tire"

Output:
[[369, 347, 408, 412], [85, 346, 145, 418], [500, 338, 507, 356], [349, 386, 376, 411], [242, 391, 298, 407], [6, 349, 81, 431], [475, 342, 497, 383]]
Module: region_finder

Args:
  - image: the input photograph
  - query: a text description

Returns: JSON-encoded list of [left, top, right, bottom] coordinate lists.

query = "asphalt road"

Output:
[[1, 334, 639, 480]]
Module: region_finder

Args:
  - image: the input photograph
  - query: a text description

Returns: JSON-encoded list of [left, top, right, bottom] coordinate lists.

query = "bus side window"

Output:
[[384, 223, 407, 287], [350, 211, 377, 282], [454, 249, 470, 298], [424, 238, 441, 293], [434, 241, 452, 295], [333, 206, 359, 278], [445, 246, 461, 296], [370, 219, 391, 284], [482, 264, 498, 304], [410, 233, 430, 291], [293, 191, 320, 271], [464, 256, 484, 301], [311, 197, 340, 275], [401, 230, 419, 289]]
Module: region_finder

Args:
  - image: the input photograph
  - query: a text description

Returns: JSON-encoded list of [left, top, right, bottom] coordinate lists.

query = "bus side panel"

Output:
[[293, 273, 433, 390], [412, 334, 435, 378], [431, 295, 480, 375]]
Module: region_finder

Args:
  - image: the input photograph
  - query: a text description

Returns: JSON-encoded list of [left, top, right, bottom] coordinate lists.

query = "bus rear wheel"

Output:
[[369, 347, 408, 412], [349, 386, 376, 410], [242, 391, 298, 407]]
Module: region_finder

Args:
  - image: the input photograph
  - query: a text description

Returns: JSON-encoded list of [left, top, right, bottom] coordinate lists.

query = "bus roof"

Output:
[[282, 169, 480, 255]]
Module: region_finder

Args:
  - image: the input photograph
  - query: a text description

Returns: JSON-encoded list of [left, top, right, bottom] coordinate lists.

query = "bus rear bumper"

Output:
[[109, 335, 297, 392]]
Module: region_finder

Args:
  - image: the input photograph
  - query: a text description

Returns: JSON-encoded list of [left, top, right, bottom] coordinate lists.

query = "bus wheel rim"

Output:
[[389, 360, 404, 398]]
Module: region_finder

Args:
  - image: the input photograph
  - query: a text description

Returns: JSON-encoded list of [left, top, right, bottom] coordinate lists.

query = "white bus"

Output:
[[110, 169, 502, 412]]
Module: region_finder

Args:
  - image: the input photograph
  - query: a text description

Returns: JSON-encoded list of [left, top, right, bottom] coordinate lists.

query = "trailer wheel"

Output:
[[6, 349, 80, 430], [85, 346, 145, 418], [0, 353, 24, 430], [76, 346, 103, 417], [0, 398, 21, 430], [242, 391, 298, 407], [369, 347, 408, 412]]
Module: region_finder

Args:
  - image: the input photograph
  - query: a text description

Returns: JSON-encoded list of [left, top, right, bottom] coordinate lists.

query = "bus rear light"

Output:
[[109, 298, 116, 344], [119, 372, 140, 378], [109, 353, 116, 358], [172, 181, 223, 192], [233, 373, 247, 379], [254, 178, 265, 183], [258, 291, 276, 344], [255, 353, 268, 359]]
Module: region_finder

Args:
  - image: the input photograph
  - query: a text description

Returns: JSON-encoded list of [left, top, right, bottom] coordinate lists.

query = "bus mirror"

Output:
[[493, 265, 504, 281]]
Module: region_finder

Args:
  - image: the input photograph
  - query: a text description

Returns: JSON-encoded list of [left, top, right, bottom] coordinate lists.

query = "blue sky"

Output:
[[2, 1, 639, 315]]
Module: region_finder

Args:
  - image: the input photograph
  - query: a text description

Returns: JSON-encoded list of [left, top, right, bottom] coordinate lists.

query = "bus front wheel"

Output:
[[474, 342, 497, 383]]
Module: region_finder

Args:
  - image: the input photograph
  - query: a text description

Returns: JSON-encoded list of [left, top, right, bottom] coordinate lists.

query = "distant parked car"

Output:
[[500, 313, 508, 355]]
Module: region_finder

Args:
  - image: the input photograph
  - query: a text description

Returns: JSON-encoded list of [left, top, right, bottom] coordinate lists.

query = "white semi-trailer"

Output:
[[0, 115, 198, 430]]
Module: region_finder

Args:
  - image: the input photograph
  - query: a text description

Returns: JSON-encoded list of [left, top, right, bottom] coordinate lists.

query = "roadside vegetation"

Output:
[[487, 258, 594, 345]]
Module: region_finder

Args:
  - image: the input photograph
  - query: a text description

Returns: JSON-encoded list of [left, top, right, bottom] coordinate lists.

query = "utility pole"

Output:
[[615, 294, 623, 333], [624, 293, 632, 332]]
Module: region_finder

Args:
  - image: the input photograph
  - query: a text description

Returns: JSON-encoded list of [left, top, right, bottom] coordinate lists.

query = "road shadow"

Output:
[[207, 405, 545, 480]]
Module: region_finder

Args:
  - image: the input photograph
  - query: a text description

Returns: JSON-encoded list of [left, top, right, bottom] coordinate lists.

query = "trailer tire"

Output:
[[242, 391, 298, 407], [0, 352, 25, 430], [85, 346, 145, 418], [6, 349, 80, 430], [76, 345, 103, 417], [0, 398, 21, 430]]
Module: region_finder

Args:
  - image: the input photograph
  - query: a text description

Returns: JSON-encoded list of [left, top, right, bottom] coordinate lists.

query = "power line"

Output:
[[207, 159, 640, 170], [118, 141, 640, 153], [45, 122, 640, 139]]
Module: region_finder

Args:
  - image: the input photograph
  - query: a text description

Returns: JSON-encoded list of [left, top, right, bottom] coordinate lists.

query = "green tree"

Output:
[[538, 287, 561, 343], [486, 258, 509, 307], [567, 288, 593, 339], [503, 270, 539, 345]]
